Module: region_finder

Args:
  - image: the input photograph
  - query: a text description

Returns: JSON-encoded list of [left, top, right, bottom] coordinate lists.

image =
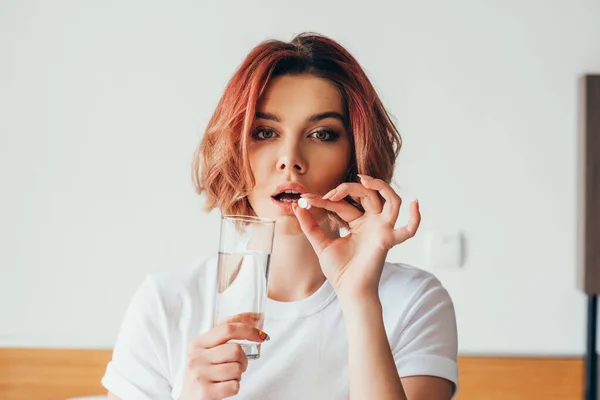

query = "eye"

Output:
[[252, 128, 277, 140], [310, 129, 339, 141]]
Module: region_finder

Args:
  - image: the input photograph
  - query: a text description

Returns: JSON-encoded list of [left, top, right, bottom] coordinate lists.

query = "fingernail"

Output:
[[258, 330, 270, 341], [292, 203, 298, 213], [414, 198, 419, 204], [298, 198, 312, 210], [357, 174, 373, 181], [300, 193, 317, 198], [322, 188, 337, 200]]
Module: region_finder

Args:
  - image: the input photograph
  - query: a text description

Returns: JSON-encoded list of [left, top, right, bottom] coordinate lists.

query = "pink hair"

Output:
[[192, 32, 402, 217]]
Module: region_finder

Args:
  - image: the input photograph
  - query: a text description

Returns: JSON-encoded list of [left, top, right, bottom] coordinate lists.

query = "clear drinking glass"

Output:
[[213, 214, 275, 359]]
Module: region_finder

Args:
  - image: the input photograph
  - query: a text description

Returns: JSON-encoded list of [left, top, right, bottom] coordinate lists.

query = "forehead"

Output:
[[256, 74, 344, 117]]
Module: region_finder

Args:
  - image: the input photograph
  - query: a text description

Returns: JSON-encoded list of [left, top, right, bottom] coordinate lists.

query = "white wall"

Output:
[[1, 0, 599, 354]]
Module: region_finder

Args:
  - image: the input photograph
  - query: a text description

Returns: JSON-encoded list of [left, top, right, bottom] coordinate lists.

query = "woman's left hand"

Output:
[[293, 174, 421, 300]]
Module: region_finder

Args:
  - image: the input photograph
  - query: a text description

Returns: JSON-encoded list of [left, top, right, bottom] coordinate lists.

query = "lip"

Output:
[[271, 181, 309, 197], [270, 181, 309, 215]]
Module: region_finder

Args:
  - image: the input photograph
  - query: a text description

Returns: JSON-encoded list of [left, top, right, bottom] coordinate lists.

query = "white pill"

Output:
[[298, 198, 311, 210]]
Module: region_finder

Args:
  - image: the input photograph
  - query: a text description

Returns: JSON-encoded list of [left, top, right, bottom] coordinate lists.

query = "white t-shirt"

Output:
[[102, 254, 458, 399]]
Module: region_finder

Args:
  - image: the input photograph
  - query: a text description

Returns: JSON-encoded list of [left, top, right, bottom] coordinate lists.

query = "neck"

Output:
[[267, 217, 337, 302]]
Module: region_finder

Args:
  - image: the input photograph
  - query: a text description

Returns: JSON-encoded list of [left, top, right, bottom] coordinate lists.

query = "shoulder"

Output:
[[378, 261, 455, 327], [379, 261, 449, 300], [379, 262, 458, 391], [147, 253, 218, 296], [103, 257, 219, 398], [129, 254, 219, 323]]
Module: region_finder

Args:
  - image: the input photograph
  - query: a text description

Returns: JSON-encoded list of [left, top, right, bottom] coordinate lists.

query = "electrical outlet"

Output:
[[424, 231, 465, 269]]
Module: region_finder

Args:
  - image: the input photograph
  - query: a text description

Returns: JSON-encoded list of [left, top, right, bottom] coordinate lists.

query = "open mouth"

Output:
[[272, 190, 302, 203]]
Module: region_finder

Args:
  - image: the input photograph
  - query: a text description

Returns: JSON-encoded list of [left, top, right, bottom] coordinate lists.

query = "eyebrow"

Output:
[[255, 111, 345, 124]]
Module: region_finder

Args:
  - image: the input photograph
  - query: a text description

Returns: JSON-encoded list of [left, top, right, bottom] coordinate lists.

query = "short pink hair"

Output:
[[192, 32, 402, 217]]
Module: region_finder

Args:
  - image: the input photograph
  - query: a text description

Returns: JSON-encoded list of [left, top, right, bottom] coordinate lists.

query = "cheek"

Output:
[[311, 146, 352, 181], [319, 162, 348, 184], [248, 148, 271, 191], [250, 152, 267, 172]]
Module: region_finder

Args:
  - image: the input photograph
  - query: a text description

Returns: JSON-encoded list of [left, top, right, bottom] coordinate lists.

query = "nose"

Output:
[[276, 141, 307, 174]]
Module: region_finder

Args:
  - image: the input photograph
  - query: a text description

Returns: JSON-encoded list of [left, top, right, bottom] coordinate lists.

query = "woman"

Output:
[[103, 32, 458, 400]]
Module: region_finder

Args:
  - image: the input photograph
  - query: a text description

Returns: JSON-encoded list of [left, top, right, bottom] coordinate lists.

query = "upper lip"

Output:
[[271, 181, 309, 197]]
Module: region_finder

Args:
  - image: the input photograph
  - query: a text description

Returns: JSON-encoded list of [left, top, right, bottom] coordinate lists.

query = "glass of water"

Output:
[[213, 214, 275, 359]]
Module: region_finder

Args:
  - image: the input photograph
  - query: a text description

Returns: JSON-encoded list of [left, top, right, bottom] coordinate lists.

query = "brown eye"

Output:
[[310, 129, 339, 141], [252, 128, 276, 140]]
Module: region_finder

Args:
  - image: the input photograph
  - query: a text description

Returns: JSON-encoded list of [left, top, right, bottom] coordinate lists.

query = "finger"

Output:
[[225, 312, 263, 326], [185, 344, 248, 383], [210, 380, 241, 398], [357, 175, 402, 225], [322, 183, 382, 214], [292, 202, 333, 256], [195, 323, 269, 349], [300, 194, 363, 223], [393, 200, 421, 244], [206, 343, 249, 371], [206, 362, 245, 383]]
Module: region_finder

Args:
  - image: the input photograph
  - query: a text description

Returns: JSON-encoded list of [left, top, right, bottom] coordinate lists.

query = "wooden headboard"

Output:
[[0, 348, 584, 400], [0, 348, 111, 400]]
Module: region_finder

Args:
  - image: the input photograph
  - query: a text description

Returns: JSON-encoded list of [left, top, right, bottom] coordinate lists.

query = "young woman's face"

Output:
[[247, 74, 352, 229]]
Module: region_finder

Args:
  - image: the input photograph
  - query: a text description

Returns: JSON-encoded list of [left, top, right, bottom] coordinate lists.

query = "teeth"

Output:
[[284, 190, 299, 194], [279, 199, 298, 203]]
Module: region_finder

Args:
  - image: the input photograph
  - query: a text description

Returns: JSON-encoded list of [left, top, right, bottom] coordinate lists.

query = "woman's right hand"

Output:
[[178, 323, 270, 400]]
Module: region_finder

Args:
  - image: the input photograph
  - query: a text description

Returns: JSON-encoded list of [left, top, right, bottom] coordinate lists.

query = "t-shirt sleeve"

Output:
[[102, 276, 173, 399], [392, 276, 459, 395]]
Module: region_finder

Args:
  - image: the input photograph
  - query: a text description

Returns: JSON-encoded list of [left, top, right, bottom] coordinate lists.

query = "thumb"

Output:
[[292, 203, 332, 256]]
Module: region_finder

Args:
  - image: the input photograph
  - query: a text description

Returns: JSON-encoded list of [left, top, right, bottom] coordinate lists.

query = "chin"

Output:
[[273, 214, 303, 235], [253, 205, 302, 235]]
